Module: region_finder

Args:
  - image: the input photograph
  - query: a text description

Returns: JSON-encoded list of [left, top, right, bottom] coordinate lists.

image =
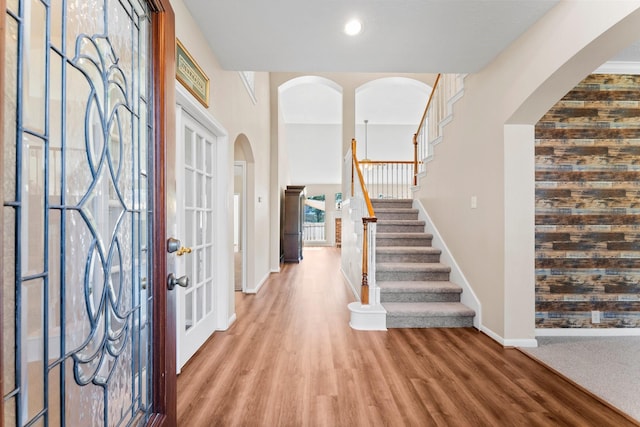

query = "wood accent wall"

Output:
[[535, 74, 640, 328]]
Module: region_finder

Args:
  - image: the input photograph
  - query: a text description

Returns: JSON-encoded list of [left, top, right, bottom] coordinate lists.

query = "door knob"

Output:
[[167, 273, 190, 290], [167, 237, 181, 253]]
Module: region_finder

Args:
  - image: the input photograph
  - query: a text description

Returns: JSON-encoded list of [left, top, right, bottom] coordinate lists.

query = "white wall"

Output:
[[413, 1, 640, 343], [172, 0, 273, 323], [285, 124, 342, 184], [354, 124, 416, 161]]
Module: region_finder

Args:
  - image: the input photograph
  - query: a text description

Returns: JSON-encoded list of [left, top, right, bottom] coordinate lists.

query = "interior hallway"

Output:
[[177, 247, 637, 426]]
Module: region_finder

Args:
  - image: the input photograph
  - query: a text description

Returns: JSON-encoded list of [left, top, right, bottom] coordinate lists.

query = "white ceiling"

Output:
[[183, 0, 561, 73]]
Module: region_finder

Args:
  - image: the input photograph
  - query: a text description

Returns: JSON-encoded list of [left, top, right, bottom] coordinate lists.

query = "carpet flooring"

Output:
[[521, 336, 640, 422]]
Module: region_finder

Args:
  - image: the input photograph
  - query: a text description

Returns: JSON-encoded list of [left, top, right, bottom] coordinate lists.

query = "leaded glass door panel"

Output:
[[1, 0, 174, 425]]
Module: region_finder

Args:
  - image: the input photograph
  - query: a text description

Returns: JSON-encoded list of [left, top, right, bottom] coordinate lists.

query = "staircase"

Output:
[[373, 199, 475, 328]]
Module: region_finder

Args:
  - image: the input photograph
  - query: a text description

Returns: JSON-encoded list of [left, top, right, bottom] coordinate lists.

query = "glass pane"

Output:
[[51, 0, 63, 50], [206, 245, 213, 279], [185, 291, 193, 331], [65, 0, 104, 55], [206, 176, 213, 209], [23, 278, 45, 421], [186, 209, 195, 248], [196, 172, 203, 209], [65, 63, 93, 205], [4, 16, 18, 200], [184, 127, 193, 168], [23, 0, 47, 134], [196, 211, 203, 246], [64, 211, 92, 353], [196, 173, 207, 208], [206, 212, 213, 244], [205, 139, 213, 172], [140, 100, 148, 175], [205, 280, 213, 314], [4, 396, 16, 426], [64, 358, 103, 427], [49, 52, 63, 203], [196, 134, 203, 170], [7, 0, 18, 15], [22, 134, 45, 276], [186, 237, 194, 279], [3, 207, 16, 395], [196, 285, 204, 322], [48, 365, 61, 427], [197, 248, 204, 283], [48, 209, 62, 361], [185, 170, 194, 207]]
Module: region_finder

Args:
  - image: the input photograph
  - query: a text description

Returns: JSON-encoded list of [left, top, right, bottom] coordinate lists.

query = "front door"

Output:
[[175, 108, 218, 371], [1, 0, 176, 425]]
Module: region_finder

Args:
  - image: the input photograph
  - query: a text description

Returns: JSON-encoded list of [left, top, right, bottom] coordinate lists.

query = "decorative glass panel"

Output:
[[4, 1, 154, 425]]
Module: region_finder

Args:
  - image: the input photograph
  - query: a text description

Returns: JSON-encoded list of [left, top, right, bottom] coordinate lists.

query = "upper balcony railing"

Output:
[[359, 160, 414, 200], [413, 74, 465, 183]]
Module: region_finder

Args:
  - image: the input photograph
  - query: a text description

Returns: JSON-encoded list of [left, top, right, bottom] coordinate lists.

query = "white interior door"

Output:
[[176, 109, 218, 371]]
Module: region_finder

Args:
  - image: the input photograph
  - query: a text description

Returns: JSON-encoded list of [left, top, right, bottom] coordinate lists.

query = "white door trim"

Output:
[[234, 161, 248, 292]]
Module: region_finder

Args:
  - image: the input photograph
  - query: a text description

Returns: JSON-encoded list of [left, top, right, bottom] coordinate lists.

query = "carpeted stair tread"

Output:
[[371, 199, 413, 209], [377, 247, 441, 255], [383, 302, 475, 317], [376, 232, 433, 239], [376, 220, 426, 225], [375, 208, 419, 214], [379, 281, 462, 293], [377, 262, 450, 273]]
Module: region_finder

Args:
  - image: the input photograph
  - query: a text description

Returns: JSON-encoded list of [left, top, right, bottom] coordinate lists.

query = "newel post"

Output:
[[361, 217, 377, 305]]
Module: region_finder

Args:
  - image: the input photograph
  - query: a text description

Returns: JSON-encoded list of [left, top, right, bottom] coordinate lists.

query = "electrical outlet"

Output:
[[471, 196, 478, 209], [591, 310, 601, 324]]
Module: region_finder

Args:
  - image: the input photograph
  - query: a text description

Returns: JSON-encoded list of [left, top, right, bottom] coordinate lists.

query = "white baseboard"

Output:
[[536, 328, 640, 337], [220, 313, 237, 331], [341, 267, 361, 300], [246, 271, 271, 294], [481, 325, 538, 348]]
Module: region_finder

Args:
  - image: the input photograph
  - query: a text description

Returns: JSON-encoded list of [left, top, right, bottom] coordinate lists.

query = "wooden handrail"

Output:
[[413, 73, 441, 186], [351, 138, 375, 218], [415, 73, 441, 136]]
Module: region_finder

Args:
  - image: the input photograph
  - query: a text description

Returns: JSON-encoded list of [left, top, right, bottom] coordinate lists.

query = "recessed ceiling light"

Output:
[[344, 19, 362, 36]]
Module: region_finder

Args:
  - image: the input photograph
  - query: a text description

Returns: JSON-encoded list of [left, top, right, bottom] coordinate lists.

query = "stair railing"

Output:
[[413, 74, 466, 184], [346, 138, 377, 305], [359, 160, 414, 199]]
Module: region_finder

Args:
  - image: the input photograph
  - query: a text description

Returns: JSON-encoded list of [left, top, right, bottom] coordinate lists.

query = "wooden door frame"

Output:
[[0, 0, 6, 424], [0, 1, 176, 424], [149, 0, 177, 425]]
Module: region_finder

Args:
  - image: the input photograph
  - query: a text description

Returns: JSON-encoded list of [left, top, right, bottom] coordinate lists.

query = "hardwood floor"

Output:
[[177, 247, 637, 426]]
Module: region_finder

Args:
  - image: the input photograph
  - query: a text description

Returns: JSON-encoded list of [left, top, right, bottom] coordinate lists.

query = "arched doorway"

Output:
[[233, 134, 256, 292], [278, 77, 343, 247]]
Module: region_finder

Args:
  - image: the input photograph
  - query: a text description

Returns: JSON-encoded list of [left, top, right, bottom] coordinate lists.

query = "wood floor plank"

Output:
[[177, 247, 638, 426]]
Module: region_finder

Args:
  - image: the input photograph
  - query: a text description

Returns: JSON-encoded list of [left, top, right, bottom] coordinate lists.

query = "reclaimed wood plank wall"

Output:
[[535, 74, 640, 328]]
